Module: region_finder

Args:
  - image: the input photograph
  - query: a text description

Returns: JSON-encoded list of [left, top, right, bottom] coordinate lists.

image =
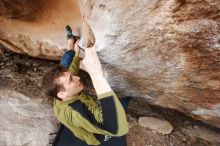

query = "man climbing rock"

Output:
[[41, 25, 130, 146]]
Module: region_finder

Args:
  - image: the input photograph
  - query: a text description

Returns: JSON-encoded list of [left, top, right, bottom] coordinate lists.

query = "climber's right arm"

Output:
[[79, 46, 129, 135]]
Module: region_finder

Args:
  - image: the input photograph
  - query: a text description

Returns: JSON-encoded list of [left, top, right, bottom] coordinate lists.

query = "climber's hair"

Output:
[[41, 65, 68, 100]]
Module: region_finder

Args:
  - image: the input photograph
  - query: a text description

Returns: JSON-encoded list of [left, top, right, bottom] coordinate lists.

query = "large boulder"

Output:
[[0, 89, 57, 146], [0, 0, 220, 128], [0, 0, 82, 59]]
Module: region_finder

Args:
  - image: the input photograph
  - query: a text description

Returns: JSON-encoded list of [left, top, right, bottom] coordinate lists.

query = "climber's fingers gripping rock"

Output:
[[80, 46, 103, 77]]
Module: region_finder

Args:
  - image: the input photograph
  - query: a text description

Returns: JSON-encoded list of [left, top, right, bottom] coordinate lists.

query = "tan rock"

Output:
[[80, 0, 220, 128], [138, 117, 173, 135], [181, 125, 220, 144], [0, 0, 220, 128], [0, 0, 83, 59], [0, 89, 57, 146]]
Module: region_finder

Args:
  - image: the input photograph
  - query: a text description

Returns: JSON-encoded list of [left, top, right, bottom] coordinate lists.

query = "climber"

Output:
[[41, 25, 131, 146]]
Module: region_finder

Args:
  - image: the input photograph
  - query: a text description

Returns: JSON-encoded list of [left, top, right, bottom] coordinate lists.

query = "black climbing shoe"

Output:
[[65, 25, 73, 38], [65, 25, 80, 43]]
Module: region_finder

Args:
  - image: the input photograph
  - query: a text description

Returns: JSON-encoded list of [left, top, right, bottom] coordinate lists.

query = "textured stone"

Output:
[[138, 117, 173, 135], [181, 125, 220, 144], [80, 0, 220, 128], [0, 0, 83, 59], [0, 89, 57, 146], [0, 0, 220, 128]]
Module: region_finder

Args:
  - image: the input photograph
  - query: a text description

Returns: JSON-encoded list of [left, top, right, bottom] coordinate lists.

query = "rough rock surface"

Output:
[[0, 49, 219, 146], [181, 125, 220, 144], [0, 49, 59, 146], [80, 0, 220, 128], [138, 117, 173, 135], [0, 0, 220, 128], [0, 0, 82, 59], [0, 89, 57, 146]]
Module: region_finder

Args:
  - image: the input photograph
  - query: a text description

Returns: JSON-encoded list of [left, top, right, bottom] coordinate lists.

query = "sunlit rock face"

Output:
[[80, 0, 220, 128], [0, 0, 82, 59], [0, 0, 220, 128]]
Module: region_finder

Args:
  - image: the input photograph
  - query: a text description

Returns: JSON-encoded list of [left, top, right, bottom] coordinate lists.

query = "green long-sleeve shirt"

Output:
[[53, 55, 128, 145]]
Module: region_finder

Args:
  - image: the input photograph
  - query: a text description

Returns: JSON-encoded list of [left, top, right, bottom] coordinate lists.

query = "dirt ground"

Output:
[[0, 47, 220, 146], [126, 106, 218, 146]]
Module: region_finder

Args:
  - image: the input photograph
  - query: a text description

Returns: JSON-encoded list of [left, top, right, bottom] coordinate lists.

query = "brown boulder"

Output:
[[0, 0, 220, 128]]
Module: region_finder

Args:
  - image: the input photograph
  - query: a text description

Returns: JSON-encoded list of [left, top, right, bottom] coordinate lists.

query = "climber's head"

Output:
[[41, 66, 84, 101]]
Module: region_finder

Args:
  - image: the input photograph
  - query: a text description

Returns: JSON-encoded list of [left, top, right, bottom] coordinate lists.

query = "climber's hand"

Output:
[[80, 46, 111, 95], [80, 46, 103, 77]]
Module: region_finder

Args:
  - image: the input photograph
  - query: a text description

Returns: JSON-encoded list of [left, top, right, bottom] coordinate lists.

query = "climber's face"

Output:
[[56, 71, 84, 100]]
